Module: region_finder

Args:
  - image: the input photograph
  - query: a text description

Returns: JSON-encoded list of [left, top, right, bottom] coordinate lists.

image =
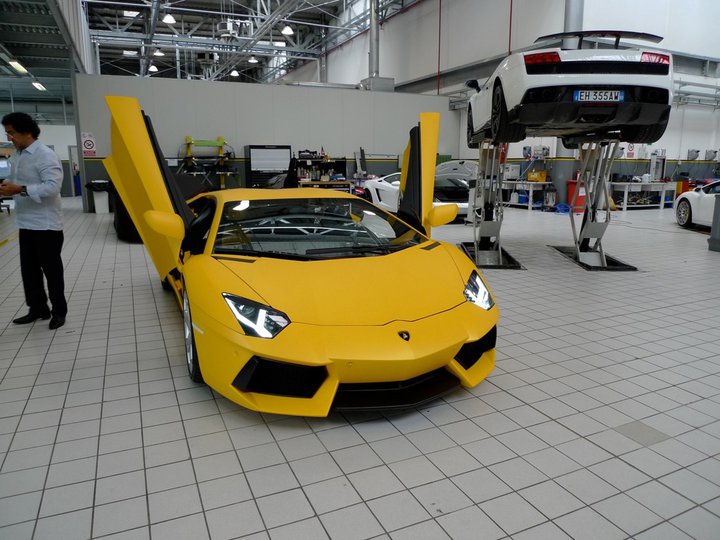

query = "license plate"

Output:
[[573, 90, 624, 102]]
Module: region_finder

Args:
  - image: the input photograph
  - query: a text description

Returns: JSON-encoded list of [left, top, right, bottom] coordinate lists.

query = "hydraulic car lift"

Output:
[[461, 141, 522, 269], [554, 140, 636, 271]]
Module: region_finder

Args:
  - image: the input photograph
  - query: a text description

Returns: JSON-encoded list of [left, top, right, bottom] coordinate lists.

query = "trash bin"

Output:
[[86, 180, 110, 213], [566, 179, 586, 213]]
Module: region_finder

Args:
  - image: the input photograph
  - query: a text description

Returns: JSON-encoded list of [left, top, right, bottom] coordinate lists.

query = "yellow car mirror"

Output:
[[427, 204, 458, 228], [144, 210, 185, 241]]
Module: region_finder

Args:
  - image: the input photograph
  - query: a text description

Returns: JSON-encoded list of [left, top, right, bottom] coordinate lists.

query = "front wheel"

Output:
[[183, 287, 204, 383], [676, 199, 693, 228]]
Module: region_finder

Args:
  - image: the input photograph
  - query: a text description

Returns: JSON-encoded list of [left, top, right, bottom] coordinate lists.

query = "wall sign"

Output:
[[81, 132, 96, 157]]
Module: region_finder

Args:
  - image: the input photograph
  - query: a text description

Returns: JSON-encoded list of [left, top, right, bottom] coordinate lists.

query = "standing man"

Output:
[[1, 112, 67, 330]]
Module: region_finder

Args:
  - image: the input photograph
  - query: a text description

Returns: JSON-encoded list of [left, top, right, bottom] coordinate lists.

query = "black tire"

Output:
[[620, 123, 667, 144], [182, 287, 204, 383], [676, 198, 693, 228], [161, 277, 173, 292], [467, 107, 479, 149], [491, 84, 525, 143]]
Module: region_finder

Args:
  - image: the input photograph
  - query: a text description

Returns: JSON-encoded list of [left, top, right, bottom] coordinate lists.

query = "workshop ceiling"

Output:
[[0, 0, 413, 122], [87, 0, 409, 83], [0, 0, 75, 110]]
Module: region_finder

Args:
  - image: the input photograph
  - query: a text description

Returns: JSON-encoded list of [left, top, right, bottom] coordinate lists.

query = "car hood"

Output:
[[217, 243, 468, 326]]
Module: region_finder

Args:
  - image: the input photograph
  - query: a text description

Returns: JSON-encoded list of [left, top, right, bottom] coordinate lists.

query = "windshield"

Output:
[[213, 197, 427, 259]]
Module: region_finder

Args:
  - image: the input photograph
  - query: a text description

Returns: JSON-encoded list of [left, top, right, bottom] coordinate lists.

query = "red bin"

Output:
[[566, 179, 586, 213]]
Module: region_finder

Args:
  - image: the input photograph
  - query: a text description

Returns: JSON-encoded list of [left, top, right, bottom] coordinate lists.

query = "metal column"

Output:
[[556, 140, 636, 270], [461, 142, 522, 269]]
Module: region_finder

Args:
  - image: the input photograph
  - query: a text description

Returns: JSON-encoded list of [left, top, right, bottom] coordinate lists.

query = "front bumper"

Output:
[[191, 301, 498, 417]]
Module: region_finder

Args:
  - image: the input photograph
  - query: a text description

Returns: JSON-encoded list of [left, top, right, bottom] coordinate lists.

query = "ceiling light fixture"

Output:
[[32, 81, 46, 91], [8, 60, 28, 74], [123, 10, 139, 17], [148, 64, 158, 72], [281, 24, 293, 36], [248, 56, 258, 64], [162, 13, 176, 24], [122, 50, 138, 57], [230, 69, 239, 77], [153, 49, 165, 56]]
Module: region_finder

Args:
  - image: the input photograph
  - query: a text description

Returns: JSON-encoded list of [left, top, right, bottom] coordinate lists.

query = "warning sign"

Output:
[[626, 143, 634, 159], [81, 132, 96, 157]]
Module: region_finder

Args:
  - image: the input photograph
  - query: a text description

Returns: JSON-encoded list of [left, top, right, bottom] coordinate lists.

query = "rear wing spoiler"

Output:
[[536, 30, 663, 49]]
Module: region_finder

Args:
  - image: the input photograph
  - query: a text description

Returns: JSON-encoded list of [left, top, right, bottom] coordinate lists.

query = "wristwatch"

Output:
[[19, 185, 28, 197]]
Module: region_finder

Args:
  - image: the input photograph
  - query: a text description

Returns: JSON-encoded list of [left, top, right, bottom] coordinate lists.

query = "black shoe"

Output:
[[13, 311, 51, 324], [49, 316, 66, 330]]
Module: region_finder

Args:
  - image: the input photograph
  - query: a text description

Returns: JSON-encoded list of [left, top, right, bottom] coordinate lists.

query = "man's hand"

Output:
[[0, 182, 23, 197]]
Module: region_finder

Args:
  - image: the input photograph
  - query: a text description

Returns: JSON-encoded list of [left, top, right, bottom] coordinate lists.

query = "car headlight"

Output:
[[464, 271, 494, 310], [223, 293, 290, 338]]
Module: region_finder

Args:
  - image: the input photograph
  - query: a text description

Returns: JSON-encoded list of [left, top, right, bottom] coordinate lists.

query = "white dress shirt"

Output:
[[7, 139, 63, 231]]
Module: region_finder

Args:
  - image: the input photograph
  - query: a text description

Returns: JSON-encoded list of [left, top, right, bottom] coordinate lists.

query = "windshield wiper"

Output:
[[214, 248, 315, 261], [305, 244, 407, 255]]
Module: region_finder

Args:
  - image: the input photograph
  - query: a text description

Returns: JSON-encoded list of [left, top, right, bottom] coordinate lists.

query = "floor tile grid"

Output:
[[1, 204, 720, 540]]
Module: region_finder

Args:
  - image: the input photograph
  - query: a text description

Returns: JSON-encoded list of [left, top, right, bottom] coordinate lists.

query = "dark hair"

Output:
[[1, 112, 40, 139]]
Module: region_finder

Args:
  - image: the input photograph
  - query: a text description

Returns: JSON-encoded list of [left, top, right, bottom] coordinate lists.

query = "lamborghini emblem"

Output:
[[398, 331, 410, 341]]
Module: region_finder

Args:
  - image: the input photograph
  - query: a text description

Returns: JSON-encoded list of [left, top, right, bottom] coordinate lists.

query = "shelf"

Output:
[[610, 182, 676, 211]]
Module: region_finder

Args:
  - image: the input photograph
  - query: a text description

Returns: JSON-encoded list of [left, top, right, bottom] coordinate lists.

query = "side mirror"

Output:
[[144, 210, 185, 241], [428, 203, 458, 228], [465, 79, 480, 92], [391, 180, 401, 187]]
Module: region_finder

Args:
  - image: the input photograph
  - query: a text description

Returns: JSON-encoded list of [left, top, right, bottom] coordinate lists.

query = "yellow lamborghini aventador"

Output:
[[103, 96, 499, 417]]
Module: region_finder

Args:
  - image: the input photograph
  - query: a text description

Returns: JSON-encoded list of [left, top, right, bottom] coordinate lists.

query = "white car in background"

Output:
[[466, 30, 673, 149], [674, 180, 720, 228], [364, 172, 470, 218]]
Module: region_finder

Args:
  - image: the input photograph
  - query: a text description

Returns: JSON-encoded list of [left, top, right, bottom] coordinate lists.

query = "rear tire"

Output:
[[491, 84, 525, 144], [620, 123, 667, 144], [676, 199, 693, 228], [467, 107, 479, 149], [183, 287, 204, 383]]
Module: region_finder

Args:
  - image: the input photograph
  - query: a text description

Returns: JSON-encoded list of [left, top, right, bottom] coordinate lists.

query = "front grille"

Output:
[[333, 368, 460, 411], [526, 61, 669, 76], [233, 356, 328, 398], [454, 326, 497, 370]]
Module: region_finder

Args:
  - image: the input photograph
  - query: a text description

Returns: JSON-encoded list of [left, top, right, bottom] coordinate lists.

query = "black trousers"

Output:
[[18, 229, 67, 318]]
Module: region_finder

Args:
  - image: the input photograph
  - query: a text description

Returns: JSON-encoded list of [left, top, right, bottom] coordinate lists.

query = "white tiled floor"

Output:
[[1, 199, 719, 539]]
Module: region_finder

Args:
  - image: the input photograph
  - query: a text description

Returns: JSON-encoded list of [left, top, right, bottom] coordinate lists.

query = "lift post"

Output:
[[559, 139, 636, 270], [460, 141, 522, 269]]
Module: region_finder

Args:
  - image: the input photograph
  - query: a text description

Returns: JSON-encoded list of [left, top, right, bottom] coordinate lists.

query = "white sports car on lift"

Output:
[[466, 30, 673, 149], [364, 172, 469, 218], [674, 180, 720, 228]]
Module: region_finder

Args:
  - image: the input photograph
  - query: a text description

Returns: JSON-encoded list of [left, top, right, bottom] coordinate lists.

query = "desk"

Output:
[[502, 181, 552, 210], [610, 182, 676, 211], [299, 180, 353, 193]]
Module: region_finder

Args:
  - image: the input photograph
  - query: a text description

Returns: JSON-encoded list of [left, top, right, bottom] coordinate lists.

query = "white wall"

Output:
[[583, 0, 719, 59], [74, 74, 460, 159], [309, 0, 718, 88], [38, 124, 76, 160], [280, 0, 720, 159], [284, 0, 565, 87]]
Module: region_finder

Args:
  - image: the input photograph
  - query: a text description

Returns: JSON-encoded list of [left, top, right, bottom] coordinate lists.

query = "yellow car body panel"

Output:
[[103, 96, 182, 280], [103, 96, 499, 417]]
